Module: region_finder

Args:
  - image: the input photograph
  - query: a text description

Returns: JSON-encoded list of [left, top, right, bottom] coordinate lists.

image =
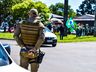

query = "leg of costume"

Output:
[[20, 55, 29, 69], [31, 63, 39, 72], [20, 47, 41, 72]]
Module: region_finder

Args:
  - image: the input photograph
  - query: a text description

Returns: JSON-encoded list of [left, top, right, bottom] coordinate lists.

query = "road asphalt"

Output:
[[1, 40, 96, 72]]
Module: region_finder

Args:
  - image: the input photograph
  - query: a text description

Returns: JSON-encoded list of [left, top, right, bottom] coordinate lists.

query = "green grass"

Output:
[[57, 34, 96, 43], [0, 33, 96, 43], [0, 33, 14, 39]]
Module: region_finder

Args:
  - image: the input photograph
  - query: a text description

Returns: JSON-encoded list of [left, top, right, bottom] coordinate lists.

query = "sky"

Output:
[[38, 0, 84, 12]]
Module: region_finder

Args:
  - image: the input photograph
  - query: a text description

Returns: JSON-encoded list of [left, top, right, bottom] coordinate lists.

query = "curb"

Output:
[[0, 38, 15, 40]]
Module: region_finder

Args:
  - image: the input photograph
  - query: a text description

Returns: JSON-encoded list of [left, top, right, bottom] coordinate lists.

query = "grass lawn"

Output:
[[57, 34, 96, 43], [0, 32, 96, 43], [0, 33, 14, 39]]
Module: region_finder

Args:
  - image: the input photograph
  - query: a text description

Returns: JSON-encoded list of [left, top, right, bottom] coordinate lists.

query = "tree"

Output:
[[76, 0, 96, 16], [12, 0, 34, 19], [34, 1, 50, 23], [49, 2, 76, 18], [49, 3, 64, 16], [0, 0, 23, 17], [12, 0, 50, 23], [68, 6, 76, 18]]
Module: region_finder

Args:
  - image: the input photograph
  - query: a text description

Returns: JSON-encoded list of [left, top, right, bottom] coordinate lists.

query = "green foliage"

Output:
[[49, 3, 64, 16], [0, 0, 23, 16], [49, 2, 76, 18], [34, 1, 51, 23], [68, 8, 76, 18], [76, 0, 96, 16], [12, 0, 50, 22], [12, 0, 34, 19]]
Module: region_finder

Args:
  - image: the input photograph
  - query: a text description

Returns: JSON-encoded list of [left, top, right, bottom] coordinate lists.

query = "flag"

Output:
[[66, 17, 78, 32]]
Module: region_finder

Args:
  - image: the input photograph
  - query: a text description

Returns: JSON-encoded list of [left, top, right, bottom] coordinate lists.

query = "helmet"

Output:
[[29, 8, 38, 16]]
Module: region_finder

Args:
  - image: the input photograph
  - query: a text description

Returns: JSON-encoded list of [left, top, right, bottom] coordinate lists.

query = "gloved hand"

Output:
[[28, 48, 37, 53], [27, 48, 38, 58], [20, 48, 38, 59]]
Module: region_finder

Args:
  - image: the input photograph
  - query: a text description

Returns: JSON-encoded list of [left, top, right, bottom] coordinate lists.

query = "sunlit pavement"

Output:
[[1, 40, 96, 72]]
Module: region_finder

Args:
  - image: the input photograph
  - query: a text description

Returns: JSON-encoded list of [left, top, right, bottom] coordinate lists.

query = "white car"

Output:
[[43, 27, 57, 47], [0, 42, 30, 72]]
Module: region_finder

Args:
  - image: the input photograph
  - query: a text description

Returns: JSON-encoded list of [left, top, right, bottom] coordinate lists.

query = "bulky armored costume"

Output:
[[14, 9, 45, 72]]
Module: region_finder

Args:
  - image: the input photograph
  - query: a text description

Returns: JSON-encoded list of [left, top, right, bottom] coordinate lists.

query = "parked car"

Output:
[[0, 42, 30, 72], [2, 43, 11, 54], [43, 27, 57, 47]]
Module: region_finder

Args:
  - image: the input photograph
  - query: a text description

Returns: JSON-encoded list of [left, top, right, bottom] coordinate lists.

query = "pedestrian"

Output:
[[59, 23, 64, 40], [46, 22, 52, 31], [81, 24, 85, 36], [85, 24, 90, 35], [1, 19, 9, 32], [76, 23, 82, 37], [14, 8, 45, 72]]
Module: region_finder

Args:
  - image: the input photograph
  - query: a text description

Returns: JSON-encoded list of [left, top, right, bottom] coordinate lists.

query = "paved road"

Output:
[[1, 40, 96, 72]]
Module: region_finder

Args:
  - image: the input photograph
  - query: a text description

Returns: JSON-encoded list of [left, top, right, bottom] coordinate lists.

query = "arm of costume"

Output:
[[13, 24, 24, 47], [34, 22, 45, 50]]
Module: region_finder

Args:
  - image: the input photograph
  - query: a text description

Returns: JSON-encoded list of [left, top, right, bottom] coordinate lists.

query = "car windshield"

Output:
[[0, 44, 10, 66], [44, 27, 51, 32]]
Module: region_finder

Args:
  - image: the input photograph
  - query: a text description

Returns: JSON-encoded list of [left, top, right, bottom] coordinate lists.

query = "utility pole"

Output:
[[64, 0, 68, 36], [94, 0, 96, 37]]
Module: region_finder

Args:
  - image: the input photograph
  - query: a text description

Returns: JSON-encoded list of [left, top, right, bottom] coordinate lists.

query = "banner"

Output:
[[66, 17, 78, 32]]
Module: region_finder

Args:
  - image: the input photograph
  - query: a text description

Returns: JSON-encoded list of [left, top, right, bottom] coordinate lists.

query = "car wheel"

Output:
[[52, 43, 56, 47]]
